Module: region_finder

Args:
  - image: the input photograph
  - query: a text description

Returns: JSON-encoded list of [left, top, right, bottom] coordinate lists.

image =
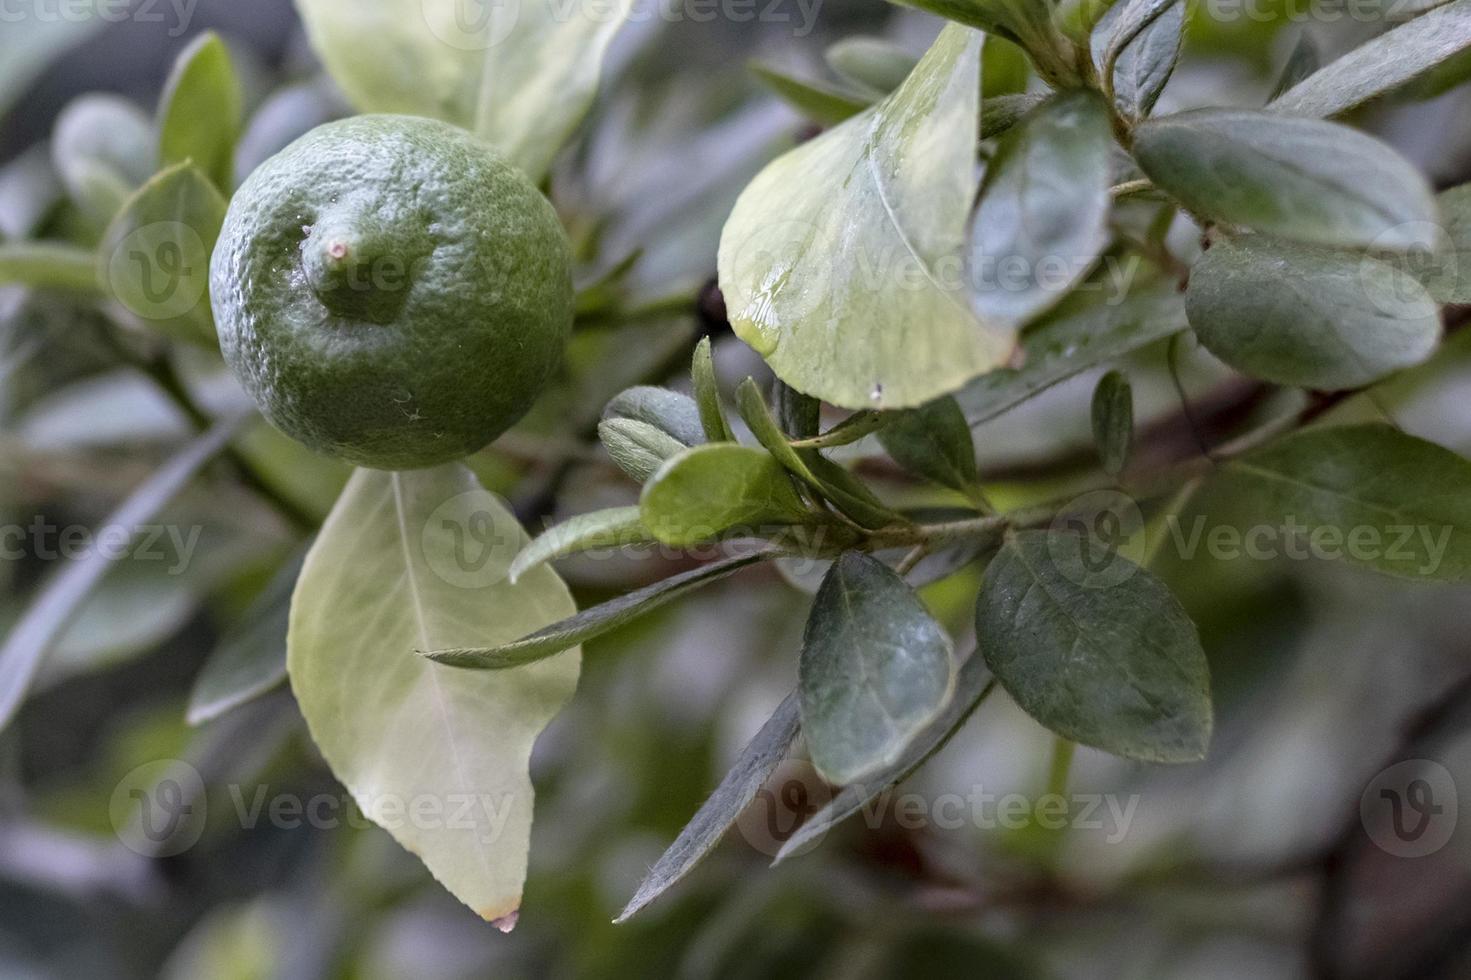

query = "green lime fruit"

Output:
[[210, 114, 572, 470]]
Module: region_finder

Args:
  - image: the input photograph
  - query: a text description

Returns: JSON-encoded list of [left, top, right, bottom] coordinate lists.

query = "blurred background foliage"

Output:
[[2, 1, 1471, 977]]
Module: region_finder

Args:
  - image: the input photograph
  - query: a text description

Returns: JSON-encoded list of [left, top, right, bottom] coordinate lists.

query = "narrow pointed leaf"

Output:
[[187, 547, 307, 726], [616, 693, 801, 922], [1185, 237, 1440, 390], [1269, 0, 1471, 119], [749, 63, 871, 125], [957, 284, 1187, 425], [719, 24, 1014, 410], [509, 507, 654, 584], [692, 337, 734, 442], [800, 553, 956, 786], [977, 530, 1211, 762], [0, 414, 246, 734], [735, 379, 900, 530], [1090, 370, 1134, 477], [426, 550, 775, 669], [288, 465, 580, 927], [0, 242, 99, 294]]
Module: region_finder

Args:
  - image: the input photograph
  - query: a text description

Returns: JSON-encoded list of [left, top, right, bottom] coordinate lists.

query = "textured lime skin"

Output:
[[210, 114, 572, 470]]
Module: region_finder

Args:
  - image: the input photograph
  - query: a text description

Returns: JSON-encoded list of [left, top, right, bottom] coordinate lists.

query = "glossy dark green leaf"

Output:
[[1092, 0, 1183, 120], [508, 507, 654, 584], [640, 444, 810, 547], [800, 553, 956, 785], [976, 530, 1212, 762], [969, 90, 1113, 327], [1269, 0, 1471, 119], [604, 385, 706, 447], [1091, 370, 1133, 477], [1185, 237, 1440, 391], [426, 550, 775, 669], [878, 396, 979, 493], [691, 336, 734, 442], [98, 161, 227, 346], [957, 284, 1187, 425], [1133, 109, 1438, 251], [186, 547, 306, 726], [748, 62, 871, 125], [0, 414, 247, 734], [156, 32, 242, 191], [774, 648, 997, 862], [599, 418, 687, 483], [735, 378, 901, 530], [616, 693, 800, 921], [825, 37, 918, 95], [1219, 424, 1471, 580]]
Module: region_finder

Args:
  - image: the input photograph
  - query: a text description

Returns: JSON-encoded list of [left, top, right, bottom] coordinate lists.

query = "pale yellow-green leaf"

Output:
[[293, 0, 632, 181], [288, 464, 580, 928], [717, 23, 1013, 410]]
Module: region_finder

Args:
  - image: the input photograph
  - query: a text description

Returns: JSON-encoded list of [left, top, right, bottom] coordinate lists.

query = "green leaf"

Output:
[[426, 550, 775, 669], [1090, 370, 1134, 477], [878, 397, 979, 494], [1095, 0, 1179, 85], [1218, 423, 1471, 580], [790, 410, 889, 449], [980, 92, 1047, 139], [1133, 109, 1439, 251], [598, 418, 687, 484], [508, 507, 654, 584], [773, 380, 821, 441], [956, 283, 1188, 425], [976, 530, 1212, 762], [825, 37, 919, 95], [1269, 0, 1471, 119], [734, 378, 900, 530], [604, 386, 706, 447], [0, 242, 100, 294], [691, 337, 734, 442], [969, 90, 1113, 327], [616, 693, 800, 922], [640, 444, 811, 547], [718, 24, 1015, 410], [1420, 183, 1471, 303], [891, 0, 1077, 84], [1092, 0, 1183, 120], [156, 32, 241, 191], [800, 553, 956, 786], [1185, 236, 1440, 391], [97, 161, 226, 346], [0, 414, 246, 734], [295, 0, 633, 181], [186, 548, 306, 726], [749, 63, 871, 125], [774, 647, 997, 863], [288, 464, 579, 928], [51, 94, 154, 225]]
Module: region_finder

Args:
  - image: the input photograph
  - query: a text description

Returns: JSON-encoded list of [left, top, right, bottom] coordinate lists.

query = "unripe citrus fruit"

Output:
[[210, 114, 572, 470]]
